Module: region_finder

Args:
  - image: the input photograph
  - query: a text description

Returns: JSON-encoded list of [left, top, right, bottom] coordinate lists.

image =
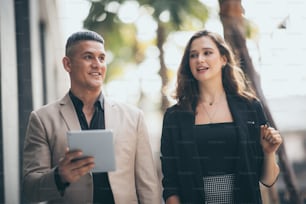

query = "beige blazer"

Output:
[[23, 93, 161, 204]]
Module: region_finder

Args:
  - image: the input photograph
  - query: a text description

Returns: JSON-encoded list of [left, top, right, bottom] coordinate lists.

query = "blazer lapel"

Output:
[[227, 94, 249, 139], [177, 110, 205, 202], [227, 94, 258, 202], [59, 93, 81, 131], [104, 98, 119, 133]]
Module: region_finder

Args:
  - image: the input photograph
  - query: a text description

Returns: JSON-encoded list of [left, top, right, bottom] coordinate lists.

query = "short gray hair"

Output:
[[65, 30, 104, 56]]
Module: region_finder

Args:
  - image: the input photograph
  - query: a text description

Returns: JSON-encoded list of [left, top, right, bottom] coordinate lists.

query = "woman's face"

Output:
[[189, 36, 226, 84]]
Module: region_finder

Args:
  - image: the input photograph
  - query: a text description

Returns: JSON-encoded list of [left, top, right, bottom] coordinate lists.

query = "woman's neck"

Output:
[[198, 82, 225, 106]]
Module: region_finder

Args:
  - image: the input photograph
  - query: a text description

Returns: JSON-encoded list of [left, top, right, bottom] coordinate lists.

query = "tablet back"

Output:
[[67, 129, 116, 172]]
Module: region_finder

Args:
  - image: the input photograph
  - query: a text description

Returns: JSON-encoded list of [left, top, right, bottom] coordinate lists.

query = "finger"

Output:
[[267, 127, 279, 135], [72, 162, 95, 177], [272, 135, 283, 145], [70, 156, 95, 169], [266, 129, 280, 140], [70, 159, 95, 180], [265, 134, 276, 143], [267, 133, 282, 145], [59, 157, 94, 183], [260, 125, 269, 139], [260, 125, 267, 139], [64, 150, 83, 164]]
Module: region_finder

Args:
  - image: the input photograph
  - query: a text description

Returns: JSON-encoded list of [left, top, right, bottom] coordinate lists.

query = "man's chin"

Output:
[[88, 83, 103, 91]]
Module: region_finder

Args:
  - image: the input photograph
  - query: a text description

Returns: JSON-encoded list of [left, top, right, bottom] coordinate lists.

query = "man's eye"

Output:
[[84, 55, 92, 59], [98, 56, 105, 62]]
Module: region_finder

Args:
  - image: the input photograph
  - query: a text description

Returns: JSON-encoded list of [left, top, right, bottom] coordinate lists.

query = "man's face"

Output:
[[65, 40, 107, 92]]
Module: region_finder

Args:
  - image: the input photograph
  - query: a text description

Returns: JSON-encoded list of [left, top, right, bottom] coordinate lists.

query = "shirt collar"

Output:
[[69, 90, 104, 110]]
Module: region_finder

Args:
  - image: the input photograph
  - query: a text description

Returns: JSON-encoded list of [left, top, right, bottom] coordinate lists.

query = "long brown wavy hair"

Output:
[[175, 30, 257, 111]]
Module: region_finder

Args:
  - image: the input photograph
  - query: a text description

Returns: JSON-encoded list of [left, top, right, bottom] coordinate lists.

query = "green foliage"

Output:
[[83, 1, 136, 56], [139, 0, 208, 26], [244, 18, 259, 40], [83, 0, 209, 82]]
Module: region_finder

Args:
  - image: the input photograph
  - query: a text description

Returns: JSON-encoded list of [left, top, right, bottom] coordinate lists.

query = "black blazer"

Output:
[[160, 94, 268, 204]]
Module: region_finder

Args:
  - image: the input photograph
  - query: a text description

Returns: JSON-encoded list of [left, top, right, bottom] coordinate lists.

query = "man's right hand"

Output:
[[58, 148, 95, 183]]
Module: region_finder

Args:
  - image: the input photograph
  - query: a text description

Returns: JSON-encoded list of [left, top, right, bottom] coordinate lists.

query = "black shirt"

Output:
[[194, 122, 238, 176], [69, 91, 115, 204]]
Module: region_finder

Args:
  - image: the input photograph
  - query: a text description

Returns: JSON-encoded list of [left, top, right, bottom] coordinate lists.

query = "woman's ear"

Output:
[[222, 55, 227, 65], [62, 56, 72, 72]]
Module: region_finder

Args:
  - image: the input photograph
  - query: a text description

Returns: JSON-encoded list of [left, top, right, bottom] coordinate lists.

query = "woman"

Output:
[[160, 30, 282, 204]]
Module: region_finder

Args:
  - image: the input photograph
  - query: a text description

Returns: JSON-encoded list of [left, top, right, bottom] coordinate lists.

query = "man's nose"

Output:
[[92, 57, 102, 67]]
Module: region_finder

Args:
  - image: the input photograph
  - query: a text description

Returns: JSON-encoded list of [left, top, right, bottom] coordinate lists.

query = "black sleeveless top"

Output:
[[194, 122, 238, 176]]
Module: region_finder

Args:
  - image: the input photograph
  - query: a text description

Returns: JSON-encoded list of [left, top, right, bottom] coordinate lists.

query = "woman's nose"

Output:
[[198, 54, 205, 62]]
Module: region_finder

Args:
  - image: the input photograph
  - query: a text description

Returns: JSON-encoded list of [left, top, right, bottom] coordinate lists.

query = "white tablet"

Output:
[[67, 129, 116, 173]]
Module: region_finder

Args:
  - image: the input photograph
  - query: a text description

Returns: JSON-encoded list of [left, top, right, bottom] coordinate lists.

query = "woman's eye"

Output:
[[190, 53, 198, 58], [204, 51, 212, 56]]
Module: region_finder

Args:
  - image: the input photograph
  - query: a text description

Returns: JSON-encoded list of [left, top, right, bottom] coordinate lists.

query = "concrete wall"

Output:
[[0, 0, 20, 203], [0, 0, 65, 202]]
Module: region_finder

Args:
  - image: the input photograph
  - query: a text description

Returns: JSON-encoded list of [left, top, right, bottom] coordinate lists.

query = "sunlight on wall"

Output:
[[243, 0, 306, 98], [58, 0, 91, 42]]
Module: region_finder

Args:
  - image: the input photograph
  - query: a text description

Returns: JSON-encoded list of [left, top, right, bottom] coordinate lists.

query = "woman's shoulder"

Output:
[[234, 95, 266, 116], [165, 103, 193, 115], [228, 93, 262, 107], [163, 104, 193, 122]]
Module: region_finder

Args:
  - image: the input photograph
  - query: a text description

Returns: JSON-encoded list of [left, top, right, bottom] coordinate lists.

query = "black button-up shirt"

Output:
[[69, 91, 115, 204]]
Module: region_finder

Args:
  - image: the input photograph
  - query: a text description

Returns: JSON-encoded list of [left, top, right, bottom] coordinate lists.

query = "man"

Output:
[[23, 30, 161, 204]]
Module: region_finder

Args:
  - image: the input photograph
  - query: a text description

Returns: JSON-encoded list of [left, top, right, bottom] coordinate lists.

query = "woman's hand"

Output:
[[166, 195, 180, 204], [260, 125, 282, 155], [260, 125, 282, 186]]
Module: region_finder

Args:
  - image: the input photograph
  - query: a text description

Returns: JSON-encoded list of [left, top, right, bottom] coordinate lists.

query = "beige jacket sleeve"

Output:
[[134, 111, 162, 204], [23, 110, 63, 202]]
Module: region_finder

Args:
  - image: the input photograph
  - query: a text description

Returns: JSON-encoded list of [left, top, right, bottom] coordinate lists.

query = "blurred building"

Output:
[[0, 0, 67, 203]]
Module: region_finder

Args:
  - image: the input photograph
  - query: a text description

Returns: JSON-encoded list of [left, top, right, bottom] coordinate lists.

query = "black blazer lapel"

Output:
[[177, 110, 205, 203], [227, 94, 262, 203], [227, 94, 250, 140]]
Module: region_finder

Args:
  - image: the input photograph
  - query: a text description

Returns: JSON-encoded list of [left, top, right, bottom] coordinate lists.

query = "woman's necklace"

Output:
[[200, 92, 225, 123]]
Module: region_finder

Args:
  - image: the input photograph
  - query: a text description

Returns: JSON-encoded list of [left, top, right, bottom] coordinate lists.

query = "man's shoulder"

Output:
[[105, 98, 142, 114], [32, 95, 68, 114]]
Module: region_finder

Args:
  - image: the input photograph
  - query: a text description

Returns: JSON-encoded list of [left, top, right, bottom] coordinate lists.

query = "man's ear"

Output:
[[62, 56, 72, 72]]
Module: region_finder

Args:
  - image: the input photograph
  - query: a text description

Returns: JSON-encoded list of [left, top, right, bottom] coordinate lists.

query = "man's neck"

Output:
[[70, 88, 101, 107]]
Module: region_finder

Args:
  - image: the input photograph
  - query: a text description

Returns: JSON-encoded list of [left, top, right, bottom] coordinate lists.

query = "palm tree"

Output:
[[218, 0, 303, 203]]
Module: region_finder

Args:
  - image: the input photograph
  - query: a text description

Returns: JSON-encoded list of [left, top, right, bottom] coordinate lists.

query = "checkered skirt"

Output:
[[203, 174, 235, 204]]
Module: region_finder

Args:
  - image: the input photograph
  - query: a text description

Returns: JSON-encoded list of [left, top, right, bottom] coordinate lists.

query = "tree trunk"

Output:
[[218, 0, 303, 203], [157, 22, 169, 112]]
